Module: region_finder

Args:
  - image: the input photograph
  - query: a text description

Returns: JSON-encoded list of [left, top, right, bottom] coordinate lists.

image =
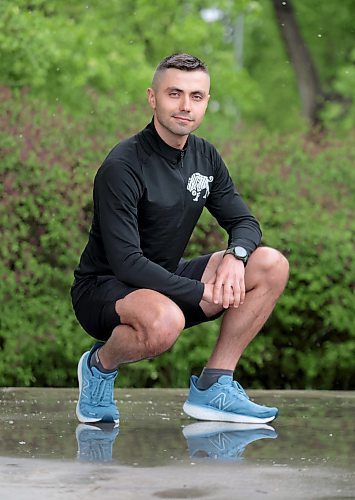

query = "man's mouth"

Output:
[[173, 115, 193, 122]]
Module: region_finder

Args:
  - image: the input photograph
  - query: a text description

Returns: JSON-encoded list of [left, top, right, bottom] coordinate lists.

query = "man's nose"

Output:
[[179, 95, 191, 112]]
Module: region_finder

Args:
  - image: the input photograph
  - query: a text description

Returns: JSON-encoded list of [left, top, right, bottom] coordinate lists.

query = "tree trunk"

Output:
[[271, 0, 324, 126]]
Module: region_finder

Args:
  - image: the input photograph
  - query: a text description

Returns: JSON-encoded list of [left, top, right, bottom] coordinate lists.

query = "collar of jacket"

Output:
[[139, 118, 189, 164]]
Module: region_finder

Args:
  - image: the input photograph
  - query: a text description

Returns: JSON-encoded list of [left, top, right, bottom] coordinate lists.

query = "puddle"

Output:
[[0, 388, 354, 469], [0, 388, 354, 499]]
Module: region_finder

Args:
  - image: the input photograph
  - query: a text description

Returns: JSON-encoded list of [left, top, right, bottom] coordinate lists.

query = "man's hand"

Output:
[[203, 254, 246, 309], [202, 283, 215, 305]]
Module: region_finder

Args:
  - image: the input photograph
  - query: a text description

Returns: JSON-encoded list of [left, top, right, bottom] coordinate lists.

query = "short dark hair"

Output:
[[152, 53, 209, 88], [156, 53, 208, 73]]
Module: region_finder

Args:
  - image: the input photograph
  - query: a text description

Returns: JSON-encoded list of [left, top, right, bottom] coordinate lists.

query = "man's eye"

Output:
[[169, 92, 179, 97], [193, 95, 203, 101]]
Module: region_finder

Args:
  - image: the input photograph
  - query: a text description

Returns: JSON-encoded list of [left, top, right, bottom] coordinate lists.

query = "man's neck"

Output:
[[153, 116, 188, 150]]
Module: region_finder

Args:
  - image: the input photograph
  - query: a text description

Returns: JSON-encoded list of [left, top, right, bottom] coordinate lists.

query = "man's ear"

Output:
[[147, 88, 156, 110]]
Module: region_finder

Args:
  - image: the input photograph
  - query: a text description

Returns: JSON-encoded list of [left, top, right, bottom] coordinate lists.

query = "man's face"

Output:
[[147, 68, 210, 145]]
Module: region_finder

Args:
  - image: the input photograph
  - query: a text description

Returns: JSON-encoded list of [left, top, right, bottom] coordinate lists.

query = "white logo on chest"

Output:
[[187, 173, 214, 201]]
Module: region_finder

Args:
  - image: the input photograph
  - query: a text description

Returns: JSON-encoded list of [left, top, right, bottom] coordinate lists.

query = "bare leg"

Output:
[[98, 289, 185, 370], [200, 247, 289, 370]]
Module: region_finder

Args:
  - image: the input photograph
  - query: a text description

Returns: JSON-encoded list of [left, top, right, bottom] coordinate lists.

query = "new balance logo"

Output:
[[209, 433, 232, 452], [82, 379, 90, 396], [209, 392, 233, 411]]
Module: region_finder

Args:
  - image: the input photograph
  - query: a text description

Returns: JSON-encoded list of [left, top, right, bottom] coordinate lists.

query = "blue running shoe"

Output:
[[76, 344, 119, 424], [183, 375, 278, 424], [183, 421, 277, 461], [76, 423, 119, 462]]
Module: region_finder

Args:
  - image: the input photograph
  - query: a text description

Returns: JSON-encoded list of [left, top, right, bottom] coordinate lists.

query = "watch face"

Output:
[[234, 246, 248, 259]]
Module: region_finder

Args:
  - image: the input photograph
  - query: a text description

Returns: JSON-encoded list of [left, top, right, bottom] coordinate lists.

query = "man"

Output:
[[71, 53, 289, 426]]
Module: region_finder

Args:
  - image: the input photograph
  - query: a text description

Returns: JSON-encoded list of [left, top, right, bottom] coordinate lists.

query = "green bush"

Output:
[[1, 89, 354, 388], [0, 88, 100, 385], [229, 128, 355, 388]]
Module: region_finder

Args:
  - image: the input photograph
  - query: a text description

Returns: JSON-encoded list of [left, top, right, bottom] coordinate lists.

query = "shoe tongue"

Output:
[[218, 375, 233, 385]]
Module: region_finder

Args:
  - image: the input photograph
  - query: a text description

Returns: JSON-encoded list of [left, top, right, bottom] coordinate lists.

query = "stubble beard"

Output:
[[156, 113, 200, 138]]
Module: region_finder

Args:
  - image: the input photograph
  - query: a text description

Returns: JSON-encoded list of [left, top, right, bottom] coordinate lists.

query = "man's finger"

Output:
[[233, 281, 241, 308], [207, 274, 216, 285], [223, 283, 233, 308], [239, 278, 246, 305], [213, 280, 223, 304]]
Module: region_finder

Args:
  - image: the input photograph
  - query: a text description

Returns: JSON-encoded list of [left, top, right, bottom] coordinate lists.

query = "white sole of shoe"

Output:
[[183, 402, 277, 424], [76, 352, 120, 425]]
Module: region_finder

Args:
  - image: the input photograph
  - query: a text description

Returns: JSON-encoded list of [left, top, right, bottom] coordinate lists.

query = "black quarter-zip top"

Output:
[[74, 119, 262, 308]]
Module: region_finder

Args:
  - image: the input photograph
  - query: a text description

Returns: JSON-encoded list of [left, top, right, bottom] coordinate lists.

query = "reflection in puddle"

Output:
[[76, 423, 119, 462], [0, 388, 354, 470], [183, 422, 277, 462], [75, 421, 277, 463], [1, 389, 354, 500]]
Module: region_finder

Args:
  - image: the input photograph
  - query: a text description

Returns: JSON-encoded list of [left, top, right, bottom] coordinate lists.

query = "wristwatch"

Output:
[[224, 246, 249, 266]]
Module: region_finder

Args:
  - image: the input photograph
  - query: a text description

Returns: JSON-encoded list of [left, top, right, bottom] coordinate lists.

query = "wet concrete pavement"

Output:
[[0, 388, 354, 499]]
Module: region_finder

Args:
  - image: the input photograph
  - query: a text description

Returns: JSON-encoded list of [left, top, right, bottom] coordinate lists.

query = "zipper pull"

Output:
[[180, 151, 184, 168]]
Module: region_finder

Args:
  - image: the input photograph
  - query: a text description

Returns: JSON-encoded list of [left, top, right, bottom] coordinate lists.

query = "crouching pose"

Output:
[[71, 53, 289, 425]]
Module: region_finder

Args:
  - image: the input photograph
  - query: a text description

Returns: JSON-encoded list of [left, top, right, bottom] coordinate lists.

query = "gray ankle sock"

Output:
[[196, 367, 233, 390], [90, 348, 117, 374]]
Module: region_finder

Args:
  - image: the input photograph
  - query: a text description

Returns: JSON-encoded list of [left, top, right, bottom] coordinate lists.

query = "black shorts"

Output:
[[71, 254, 223, 341]]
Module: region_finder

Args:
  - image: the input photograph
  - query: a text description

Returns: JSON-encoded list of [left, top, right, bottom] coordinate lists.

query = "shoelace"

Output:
[[227, 380, 250, 400], [91, 375, 115, 406]]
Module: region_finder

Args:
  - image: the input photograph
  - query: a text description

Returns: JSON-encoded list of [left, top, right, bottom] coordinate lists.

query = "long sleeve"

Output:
[[95, 160, 204, 306], [206, 150, 262, 255]]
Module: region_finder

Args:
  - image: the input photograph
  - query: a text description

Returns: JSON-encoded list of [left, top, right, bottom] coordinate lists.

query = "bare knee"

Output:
[[116, 290, 185, 358], [250, 246, 289, 292], [147, 301, 185, 356]]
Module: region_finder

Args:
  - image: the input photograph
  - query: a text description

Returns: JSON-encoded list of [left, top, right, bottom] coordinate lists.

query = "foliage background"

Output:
[[0, 0, 354, 388]]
